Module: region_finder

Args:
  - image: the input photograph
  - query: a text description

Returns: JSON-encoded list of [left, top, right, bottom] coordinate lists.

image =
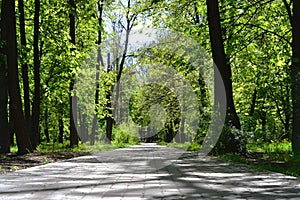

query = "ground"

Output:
[[0, 151, 89, 174], [0, 148, 299, 178]]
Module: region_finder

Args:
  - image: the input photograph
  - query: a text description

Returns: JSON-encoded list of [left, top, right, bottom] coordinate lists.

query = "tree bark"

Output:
[[18, 0, 30, 129], [207, 0, 243, 154], [0, 12, 10, 153], [2, 0, 33, 154], [69, 0, 79, 147], [44, 107, 50, 143], [290, 0, 300, 158], [106, 53, 113, 144], [58, 117, 64, 143], [91, 0, 105, 145], [80, 114, 88, 143], [31, 0, 41, 149]]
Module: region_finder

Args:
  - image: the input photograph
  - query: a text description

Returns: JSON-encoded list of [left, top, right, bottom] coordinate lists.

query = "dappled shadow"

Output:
[[0, 144, 299, 199]]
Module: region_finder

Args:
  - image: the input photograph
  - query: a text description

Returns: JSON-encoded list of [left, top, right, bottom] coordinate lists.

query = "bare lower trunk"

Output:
[[31, 0, 41, 149], [0, 31, 10, 153], [106, 53, 112, 144], [291, 0, 300, 159]]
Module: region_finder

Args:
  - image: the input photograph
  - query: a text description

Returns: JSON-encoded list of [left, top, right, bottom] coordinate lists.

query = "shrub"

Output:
[[112, 122, 139, 145]]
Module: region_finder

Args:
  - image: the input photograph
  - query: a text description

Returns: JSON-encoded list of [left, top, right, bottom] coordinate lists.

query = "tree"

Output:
[[91, 0, 105, 145], [0, 3, 10, 153], [69, 0, 79, 147], [103, 0, 139, 143], [18, 0, 30, 130], [106, 53, 113, 143], [286, 0, 300, 158], [2, 0, 33, 154], [206, 0, 245, 154], [31, 0, 41, 149]]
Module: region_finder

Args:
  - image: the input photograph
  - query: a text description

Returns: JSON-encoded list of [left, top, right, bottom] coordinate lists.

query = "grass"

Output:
[[10, 145, 18, 153], [221, 141, 300, 178], [36, 141, 120, 153], [158, 141, 201, 151], [247, 140, 292, 160], [8, 141, 121, 154]]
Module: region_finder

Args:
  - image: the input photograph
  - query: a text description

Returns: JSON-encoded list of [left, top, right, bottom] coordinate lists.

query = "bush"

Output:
[[112, 122, 139, 145], [187, 143, 201, 151], [212, 125, 250, 155]]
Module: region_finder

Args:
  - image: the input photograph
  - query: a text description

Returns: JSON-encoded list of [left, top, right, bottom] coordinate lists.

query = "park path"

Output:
[[0, 143, 299, 199]]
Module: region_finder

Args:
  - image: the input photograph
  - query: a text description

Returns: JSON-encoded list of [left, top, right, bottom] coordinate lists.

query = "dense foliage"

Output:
[[0, 0, 300, 161]]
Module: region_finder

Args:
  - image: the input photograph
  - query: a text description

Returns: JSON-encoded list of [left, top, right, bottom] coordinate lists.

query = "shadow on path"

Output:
[[0, 144, 299, 199]]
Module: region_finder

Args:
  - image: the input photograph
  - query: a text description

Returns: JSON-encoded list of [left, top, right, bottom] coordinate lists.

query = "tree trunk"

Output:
[[283, 84, 291, 138], [58, 117, 64, 143], [80, 114, 88, 143], [31, 0, 41, 149], [18, 0, 30, 129], [206, 0, 244, 154], [0, 16, 10, 153], [249, 89, 257, 116], [70, 80, 79, 147], [91, 0, 104, 145], [8, 103, 15, 146], [106, 53, 113, 144], [2, 0, 33, 154], [69, 0, 79, 147], [291, 0, 300, 159], [44, 107, 50, 143]]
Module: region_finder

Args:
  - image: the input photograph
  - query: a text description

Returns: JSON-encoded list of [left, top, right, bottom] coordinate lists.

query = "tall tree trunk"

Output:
[[207, 0, 244, 154], [58, 117, 64, 143], [18, 0, 30, 129], [8, 103, 15, 146], [80, 113, 88, 143], [106, 53, 113, 144], [283, 88, 291, 138], [91, 0, 105, 145], [249, 89, 257, 116], [31, 0, 41, 149], [2, 0, 33, 154], [0, 16, 10, 153], [290, 0, 300, 159], [113, 1, 134, 123], [69, 0, 79, 147], [44, 107, 50, 143]]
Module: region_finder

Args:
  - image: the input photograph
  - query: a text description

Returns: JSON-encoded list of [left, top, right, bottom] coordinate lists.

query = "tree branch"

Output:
[[282, 0, 293, 26]]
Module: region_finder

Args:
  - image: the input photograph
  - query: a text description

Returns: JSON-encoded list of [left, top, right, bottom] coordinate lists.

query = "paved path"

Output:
[[0, 143, 300, 199]]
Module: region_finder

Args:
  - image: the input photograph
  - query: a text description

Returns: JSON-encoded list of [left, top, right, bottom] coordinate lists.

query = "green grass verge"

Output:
[[158, 141, 201, 151], [221, 141, 300, 178], [10, 140, 141, 154], [37, 141, 121, 153]]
